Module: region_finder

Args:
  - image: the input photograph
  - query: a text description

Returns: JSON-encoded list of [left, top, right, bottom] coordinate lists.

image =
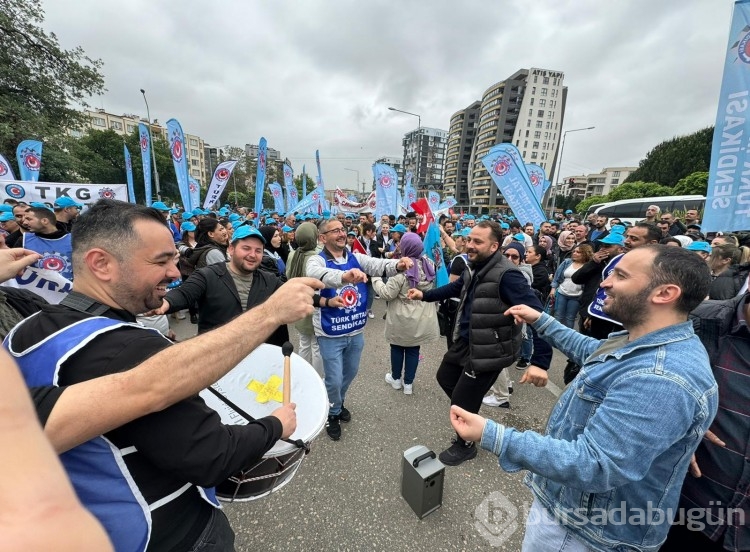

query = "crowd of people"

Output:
[[0, 196, 747, 551]]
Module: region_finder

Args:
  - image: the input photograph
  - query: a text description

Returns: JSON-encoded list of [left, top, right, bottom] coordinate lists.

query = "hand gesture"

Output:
[[147, 299, 171, 316], [504, 304, 542, 325], [270, 403, 297, 439], [342, 268, 368, 284], [327, 295, 346, 308], [268, 277, 324, 325], [593, 250, 610, 263], [519, 365, 548, 387], [396, 257, 413, 272], [0, 248, 42, 282], [406, 288, 423, 301], [449, 405, 486, 443]]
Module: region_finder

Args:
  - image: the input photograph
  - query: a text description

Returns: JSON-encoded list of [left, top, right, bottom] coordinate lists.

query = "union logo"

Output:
[[216, 168, 230, 181], [140, 133, 149, 151], [0, 161, 8, 176], [431, 243, 443, 271], [379, 174, 393, 188], [492, 155, 512, 177], [736, 30, 750, 63], [39, 252, 70, 274], [338, 284, 362, 314], [21, 149, 41, 172], [189, 183, 198, 193], [529, 171, 542, 186], [98, 187, 116, 199], [5, 184, 25, 198], [171, 138, 183, 161]]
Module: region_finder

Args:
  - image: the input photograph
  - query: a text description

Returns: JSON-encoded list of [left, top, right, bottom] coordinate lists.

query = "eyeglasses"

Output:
[[322, 227, 346, 235]]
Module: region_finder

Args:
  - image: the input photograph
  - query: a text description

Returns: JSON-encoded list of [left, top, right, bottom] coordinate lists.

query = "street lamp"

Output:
[[549, 126, 595, 218], [140, 88, 161, 202], [388, 106, 422, 191], [344, 168, 362, 196]]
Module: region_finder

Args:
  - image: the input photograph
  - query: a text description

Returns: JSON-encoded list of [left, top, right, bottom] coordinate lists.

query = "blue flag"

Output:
[[525, 163, 547, 204], [124, 144, 135, 203], [428, 190, 441, 213], [166, 119, 192, 211], [138, 123, 153, 206], [188, 176, 200, 212], [372, 163, 399, 219], [315, 150, 325, 214], [403, 179, 417, 212], [283, 164, 297, 210], [16, 140, 42, 182], [203, 160, 238, 209], [0, 153, 16, 181], [422, 220, 449, 287], [255, 138, 267, 215], [269, 182, 285, 212], [302, 164, 307, 197], [481, 143, 546, 230], [704, 0, 750, 232]]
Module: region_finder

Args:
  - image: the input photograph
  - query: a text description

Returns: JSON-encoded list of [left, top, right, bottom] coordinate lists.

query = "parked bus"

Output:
[[586, 195, 705, 226]]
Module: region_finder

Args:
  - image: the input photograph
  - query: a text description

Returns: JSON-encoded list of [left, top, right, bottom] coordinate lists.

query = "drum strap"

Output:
[[205, 386, 310, 453]]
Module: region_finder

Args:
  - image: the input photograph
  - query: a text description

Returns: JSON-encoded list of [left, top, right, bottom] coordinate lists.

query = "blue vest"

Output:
[[4, 315, 219, 552], [587, 253, 622, 323], [23, 232, 74, 281], [319, 250, 368, 336]]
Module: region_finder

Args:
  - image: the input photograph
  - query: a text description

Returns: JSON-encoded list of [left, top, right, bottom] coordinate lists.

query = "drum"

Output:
[[199, 343, 328, 502]]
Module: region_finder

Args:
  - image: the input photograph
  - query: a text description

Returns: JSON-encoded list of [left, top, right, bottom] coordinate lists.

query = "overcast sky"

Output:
[[43, 0, 733, 192]]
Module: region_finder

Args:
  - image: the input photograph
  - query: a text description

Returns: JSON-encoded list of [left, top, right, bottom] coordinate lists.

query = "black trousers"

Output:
[[436, 339, 500, 416], [659, 521, 726, 551]]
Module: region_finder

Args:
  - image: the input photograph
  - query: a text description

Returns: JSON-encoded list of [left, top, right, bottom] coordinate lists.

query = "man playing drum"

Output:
[[4, 200, 309, 551]]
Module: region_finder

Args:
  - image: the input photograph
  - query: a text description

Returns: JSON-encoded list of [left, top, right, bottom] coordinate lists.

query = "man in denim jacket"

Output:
[[450, 245, 718, 552]]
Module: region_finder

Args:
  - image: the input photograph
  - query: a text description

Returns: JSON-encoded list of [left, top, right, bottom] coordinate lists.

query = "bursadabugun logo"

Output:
[[475, 491, 522, 546]]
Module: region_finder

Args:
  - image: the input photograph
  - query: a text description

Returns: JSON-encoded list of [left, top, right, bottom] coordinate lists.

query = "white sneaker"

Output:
[[385, 373, 402, 390], [403, 383, 413, 395], [368, 310, 375, 319], [176, 311, 186, 320], [482, 394, 510, 408]]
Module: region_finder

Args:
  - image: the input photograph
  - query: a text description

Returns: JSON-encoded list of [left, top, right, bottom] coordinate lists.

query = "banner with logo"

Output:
[[188, 176, 200, 211], [0, 180, 127, 207], [372, 163, 399, 220], [290, 189, 320, 213], [403, 178, 417, 212], [269, 182, 285, 212], [315, 150, 326, 214], [4, 266, 72, 304], [481, 143, 546, 230], [332, 187, 376, 213], [0, 154, 16, 181], [302, 164, 307, 197], [203, 160, 238, 209], [427, 190, 441, 213], [704, 0, 750, 232], [16, 140, 43, 182], [282, 164, 297, 210], [422, 220, 449, 287], [166, 119, 192, 211], [124, 144, 135, 203], [255, 137, 267, 215], [525, 163, 547, 204], [138, 123, 153, 206]]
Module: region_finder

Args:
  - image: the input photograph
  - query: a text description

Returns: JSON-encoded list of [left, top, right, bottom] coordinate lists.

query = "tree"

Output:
[[624, 127, 713, 187], [0, 0, 105, 169], [673, 171, 708, 196], [576, 195, 607, 215], [606, 181, 672, 201], [123, 128, 178, 204]]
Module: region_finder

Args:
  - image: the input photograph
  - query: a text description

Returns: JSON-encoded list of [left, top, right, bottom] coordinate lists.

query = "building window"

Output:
[[541, 88, 548, 96], [539, 99, 546, 107], [527, 119, 531, 126], [531, 152, 538, 159], [523, 150, 527, 157], [110, 121, 122, 130], [92, 116, 106, 127], [533, 141, 539, 149], [536, 121, 542, 129], [532, 86, 536, 94], [534, 131, 541, 139], [533, 76, 538, 83], [613, 171, 621, 177], [191, 169, 201, 177], [524, 141, 528, 148], [537, 110, 544, 117], [525, 130, 529, 137], [611, 178, 619, 185], [190, 149, 199, 157], [548, 111, 554, 119], [191, 159, 199, 166], [189, 138, 198, 147], [528, 109, 533, 116], [529, 98, 534, 106], [543, 77, 549, 84], [126, 124, 135, 133]]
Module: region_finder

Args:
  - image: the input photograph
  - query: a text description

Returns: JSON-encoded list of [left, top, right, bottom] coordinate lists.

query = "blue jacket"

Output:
[[480, 313, 718, 552]]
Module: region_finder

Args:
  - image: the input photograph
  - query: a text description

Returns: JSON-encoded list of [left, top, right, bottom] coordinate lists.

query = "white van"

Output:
[[586, 195, 705, 226]]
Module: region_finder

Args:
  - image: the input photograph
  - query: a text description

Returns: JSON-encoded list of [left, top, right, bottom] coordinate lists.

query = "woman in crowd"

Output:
[[372, 233, 439, 395], [186, 218, 229, 269], [555, 230, 575, 267], [707, 243, 750, 300], [550, 243, 594, 329], [259, 225, 287, 280]]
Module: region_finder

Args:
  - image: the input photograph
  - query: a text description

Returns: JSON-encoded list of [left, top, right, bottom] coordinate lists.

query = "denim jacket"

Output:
[[480, 313, 718, 552]]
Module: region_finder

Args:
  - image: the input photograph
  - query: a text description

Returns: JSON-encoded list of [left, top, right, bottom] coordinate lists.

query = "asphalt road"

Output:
[[171, 298, 570, 552]]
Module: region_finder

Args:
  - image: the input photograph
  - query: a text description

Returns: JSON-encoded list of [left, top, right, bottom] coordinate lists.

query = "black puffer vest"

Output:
[[454, 251, 522, 373]]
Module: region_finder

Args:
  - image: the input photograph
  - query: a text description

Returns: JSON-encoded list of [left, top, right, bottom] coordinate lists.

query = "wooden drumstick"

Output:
[[282, 341, 294, 405]]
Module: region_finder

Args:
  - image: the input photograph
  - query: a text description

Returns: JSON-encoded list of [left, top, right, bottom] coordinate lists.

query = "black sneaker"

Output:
[[190, 313, 198, 324], [326, 415, 341, 441], [438, 439, 477, 466], [516, 359, 529, 369], [339, 406, 351, 423]]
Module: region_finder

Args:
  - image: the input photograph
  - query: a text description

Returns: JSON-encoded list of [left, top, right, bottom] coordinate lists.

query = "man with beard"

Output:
[[587, 215, 609, 245], [450, 245, 717, 552], [21, 204, 73, 281], [406, 221, 552, 465], [5, 200, 307, 551], [53, 197, 83, 233], [157, 225, 287, 345]]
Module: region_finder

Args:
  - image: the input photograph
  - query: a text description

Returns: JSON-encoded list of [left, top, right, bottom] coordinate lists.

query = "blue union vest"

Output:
[[4, 314, 219, 552], [318, 249, 368, 337], [587, 253, 623, 323], [23, 232, 74, 281]]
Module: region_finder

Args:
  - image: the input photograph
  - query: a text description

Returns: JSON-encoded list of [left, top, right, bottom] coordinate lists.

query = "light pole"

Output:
[[549, 126, 595, 217], [388, 107, 422, 192], [344, 168, 362, 197], [140, 88, 162, 202]]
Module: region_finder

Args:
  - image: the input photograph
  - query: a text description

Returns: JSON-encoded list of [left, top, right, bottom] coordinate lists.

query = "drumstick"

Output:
[[282, 341, 294, 405]]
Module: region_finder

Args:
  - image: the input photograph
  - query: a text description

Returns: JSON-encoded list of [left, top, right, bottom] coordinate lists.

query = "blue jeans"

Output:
[[390, 345, 420, 384], [553, 292, 580, 329], [317, 333, 365, 416], [522, 498, 594, 552]]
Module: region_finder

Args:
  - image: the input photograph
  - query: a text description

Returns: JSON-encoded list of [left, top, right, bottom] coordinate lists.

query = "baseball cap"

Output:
[[181, 221, 196, 232], [151, 201, 170, 212], [565, 209, 573, 214], [282, 225, 294, 232], [54, 197, 83, 209], [231, 225, 266, 244], [0, 212, 16, 222], [228, 213, 240, 222], [686, 241, 711, 253], [265, 217, 277, 225], [512, 233, 525, 241], [500, 222, 510, 229], [0, 205, 12, 213], [390, 223, 407, 234], [598, 233, 625, 246]]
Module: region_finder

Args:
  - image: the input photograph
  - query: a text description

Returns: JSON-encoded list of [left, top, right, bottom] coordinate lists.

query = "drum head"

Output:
[[200, 343, 328, 455]]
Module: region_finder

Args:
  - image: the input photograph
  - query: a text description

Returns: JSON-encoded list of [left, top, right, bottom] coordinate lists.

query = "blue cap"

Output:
[[463, 215, 475, 220], [228, 213, 240, 222], [54, 197, 84, 209], [265, 217, 277, 225], [151, 201, 170, 211], [390, 223, 407, 234], [455, 228, 471, 238], [231, 220, 247, 230], [181, 221, 196, 232], [347, 231, 356, 236], [513, 233, 525, 241], [231, 225, 266, 244], [598, 233, 624, 246], [686, 241, 711, 253], [610, 225, 626, 235], [282, 225, 294, 232], [322, 210, 331, 217], [565, 209, 573, 214], [0, 212, 15, 222], [30, 201, 51, 209], [0, 205, 12, 213], [500, 222, 510, 229]]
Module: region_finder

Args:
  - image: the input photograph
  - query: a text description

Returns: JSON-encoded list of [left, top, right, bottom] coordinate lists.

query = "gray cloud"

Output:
[[43, 0, 731, 190]]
